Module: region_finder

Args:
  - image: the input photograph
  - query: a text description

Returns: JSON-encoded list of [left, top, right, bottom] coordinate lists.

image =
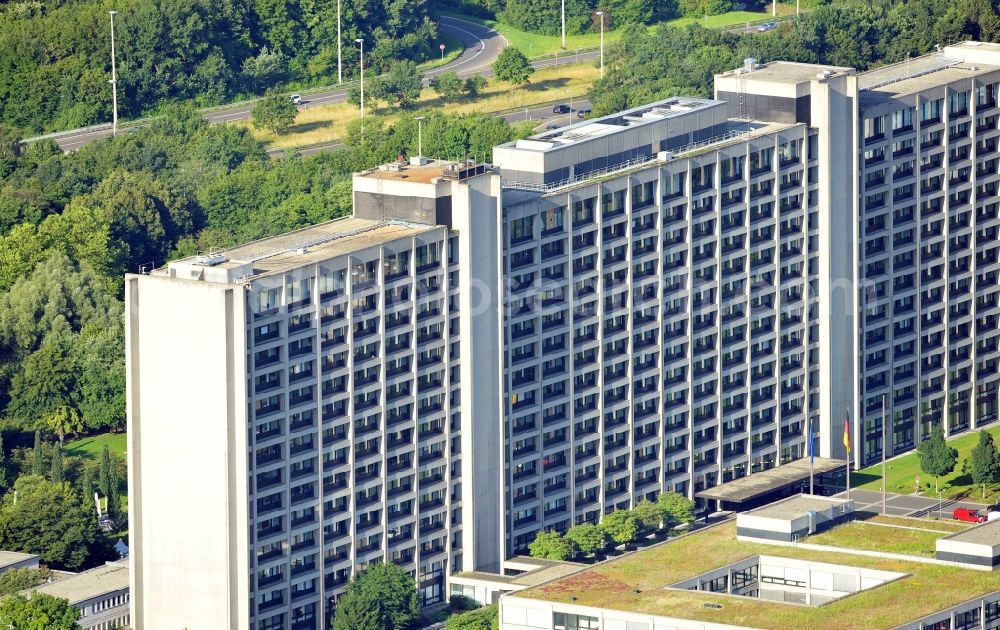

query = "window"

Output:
[[510, 216, 534, 243], [553, 612, 600, 630], [543, 206, 565, 232]]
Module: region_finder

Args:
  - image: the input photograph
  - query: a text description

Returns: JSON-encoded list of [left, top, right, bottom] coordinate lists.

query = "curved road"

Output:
[[51, 16, 586, 152]]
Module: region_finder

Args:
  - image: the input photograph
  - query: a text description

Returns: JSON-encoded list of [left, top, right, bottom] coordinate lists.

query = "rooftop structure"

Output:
[[696, 458, 846, 507], [27, 560, 130, 630], [0, 551, 39, 574], [501, 516, 1000, 630]]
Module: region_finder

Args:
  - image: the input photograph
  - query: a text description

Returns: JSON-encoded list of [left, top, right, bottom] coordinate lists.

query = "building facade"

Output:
[[128, 42, 1000, 628]]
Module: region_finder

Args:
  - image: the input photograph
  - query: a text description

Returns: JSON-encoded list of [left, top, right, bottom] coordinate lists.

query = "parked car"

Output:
[[757, 22, 777, 32], [290, 94, 303, 105], [577, 108, 592, 118], [552, 104, 571, 114], [545, 123, 561, 130], [953, 507, 987, 523]]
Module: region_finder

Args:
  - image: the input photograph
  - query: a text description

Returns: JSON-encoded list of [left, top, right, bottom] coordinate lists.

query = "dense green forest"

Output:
[[588, 0, 1000, 115], [0, 0, 436, 133], [0, 108, 526, 436]]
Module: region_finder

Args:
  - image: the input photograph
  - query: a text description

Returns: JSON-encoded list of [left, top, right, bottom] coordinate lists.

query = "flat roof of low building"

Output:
[[513, 520, 1000, 629], [498, 97, 723, 152], [454, 557, 585, 588], [746, 494, 851, 520], [942, 519, 1000, 546], [696, 457, 845, 504], [0, 551, 38, 570], [724, 60, 854, 86], [161, 217, 440, 281], [26, 560, 128, 605]]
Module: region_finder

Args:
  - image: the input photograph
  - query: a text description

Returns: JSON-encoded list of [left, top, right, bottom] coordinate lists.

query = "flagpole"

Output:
[[845, 407, 851, 501], [882, 394, 887, 514]]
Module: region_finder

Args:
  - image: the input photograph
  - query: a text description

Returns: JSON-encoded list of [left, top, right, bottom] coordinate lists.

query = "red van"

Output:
[[953, 507, 987, 523]]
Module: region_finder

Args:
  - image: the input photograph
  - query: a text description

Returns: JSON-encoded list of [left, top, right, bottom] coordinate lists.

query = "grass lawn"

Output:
[[246, 62, 599, 150], [521, 521, 1000, 630], [64, 432, 129, 510], [64, 432, 126, 460], [806, 521, 945, 557], [866, 514, 971, 533], [442, 5, 797, 60], [853, 423, 1000, 500]]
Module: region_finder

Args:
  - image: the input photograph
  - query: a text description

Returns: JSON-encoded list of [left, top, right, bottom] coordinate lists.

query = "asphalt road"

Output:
[[49, 16, 598, 153]]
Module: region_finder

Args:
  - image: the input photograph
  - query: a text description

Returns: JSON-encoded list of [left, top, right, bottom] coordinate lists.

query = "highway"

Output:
[[45, 16, 598, 153]]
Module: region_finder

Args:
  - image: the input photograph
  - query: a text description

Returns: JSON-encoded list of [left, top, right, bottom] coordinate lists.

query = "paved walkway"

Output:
[[836, 488, 987, 519]]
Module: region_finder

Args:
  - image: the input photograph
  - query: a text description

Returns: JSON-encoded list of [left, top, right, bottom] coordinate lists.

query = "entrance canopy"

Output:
[[696, 457, 846, 506]]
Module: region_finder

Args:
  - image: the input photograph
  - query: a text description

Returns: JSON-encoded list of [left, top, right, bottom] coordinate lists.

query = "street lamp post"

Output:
[[109, 10, 119, 137], [415, 116, 426, 159], [337, 0, 342, 83], [355, 38, 364, 119], [595, 12, 604, 79], [561, 0, 566, 49]]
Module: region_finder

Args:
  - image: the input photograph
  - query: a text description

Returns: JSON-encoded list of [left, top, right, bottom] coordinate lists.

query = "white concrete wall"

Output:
[[453, 172, 505, 572], [812, 73, 859, 461], [500, 595, 761, 630], [127, 274, 250, 630]]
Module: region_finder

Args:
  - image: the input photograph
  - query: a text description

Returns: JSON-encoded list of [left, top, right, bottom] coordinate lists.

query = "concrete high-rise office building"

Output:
[[127, 42, 1000, 629]]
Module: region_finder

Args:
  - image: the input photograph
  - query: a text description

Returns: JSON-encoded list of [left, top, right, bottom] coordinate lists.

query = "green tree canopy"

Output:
[[918, 424, 958, 493], [251, 92, 299, 134], [492, 47, 535, 85], [0, 593, 80, 630], [0, 476, 113, 570], [565, 523, 606, 556], [332, 562, 419, 630], [632, 499, 661, 529], [332, 585, 387, 630], [49, 444, 64, 484], [969, 429, 1000, 499], [0, 567, 52, 597], [600, 509, 640, 545], [432, 70, 466, 101], [445, 604, 499, 630], [657, 491, 696, 527], [528, 530, 573, 560], [372, 61, 424, 108]]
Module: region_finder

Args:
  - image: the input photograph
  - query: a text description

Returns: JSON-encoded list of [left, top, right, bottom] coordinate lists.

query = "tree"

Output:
[[373, 61, 424, 108], [0, 125, 23, 179], [657, 491, 696, 527], [528, 530, 572, 560], [445, 604, 499, 630], [632, 499, 661, 530], [106, 462, 121, 521], [0, 567, 52, 596], [493, 47, 534, 85], [969, 429, 1000, 499], [80, 467, 94, 513], [464, 75, 488, 99], [7, 328, 78, 428], [44, 406, 82, 445], [30, 432, 43, 477], [600, 509, 640, 545], [0, 476, 113, 570], [0, 433, 7, 491], [333, 562, 419, 630], [251, 92, 299, 134], [332, 586, 387, 630], [49, 444, 63, 484], [98, 445, 111, 500], [432, 70, 466, 101], [0, 593, 80, 630], [241, 47, 289, 91], [565, 523, 606, 556], [918, 424, 958, 494]]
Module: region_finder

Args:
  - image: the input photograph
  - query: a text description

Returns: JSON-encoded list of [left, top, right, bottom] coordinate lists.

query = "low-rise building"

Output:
[[25, 560, 130, 630], [0, 551, 40, 574], [499, 497, 1000, 630]]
